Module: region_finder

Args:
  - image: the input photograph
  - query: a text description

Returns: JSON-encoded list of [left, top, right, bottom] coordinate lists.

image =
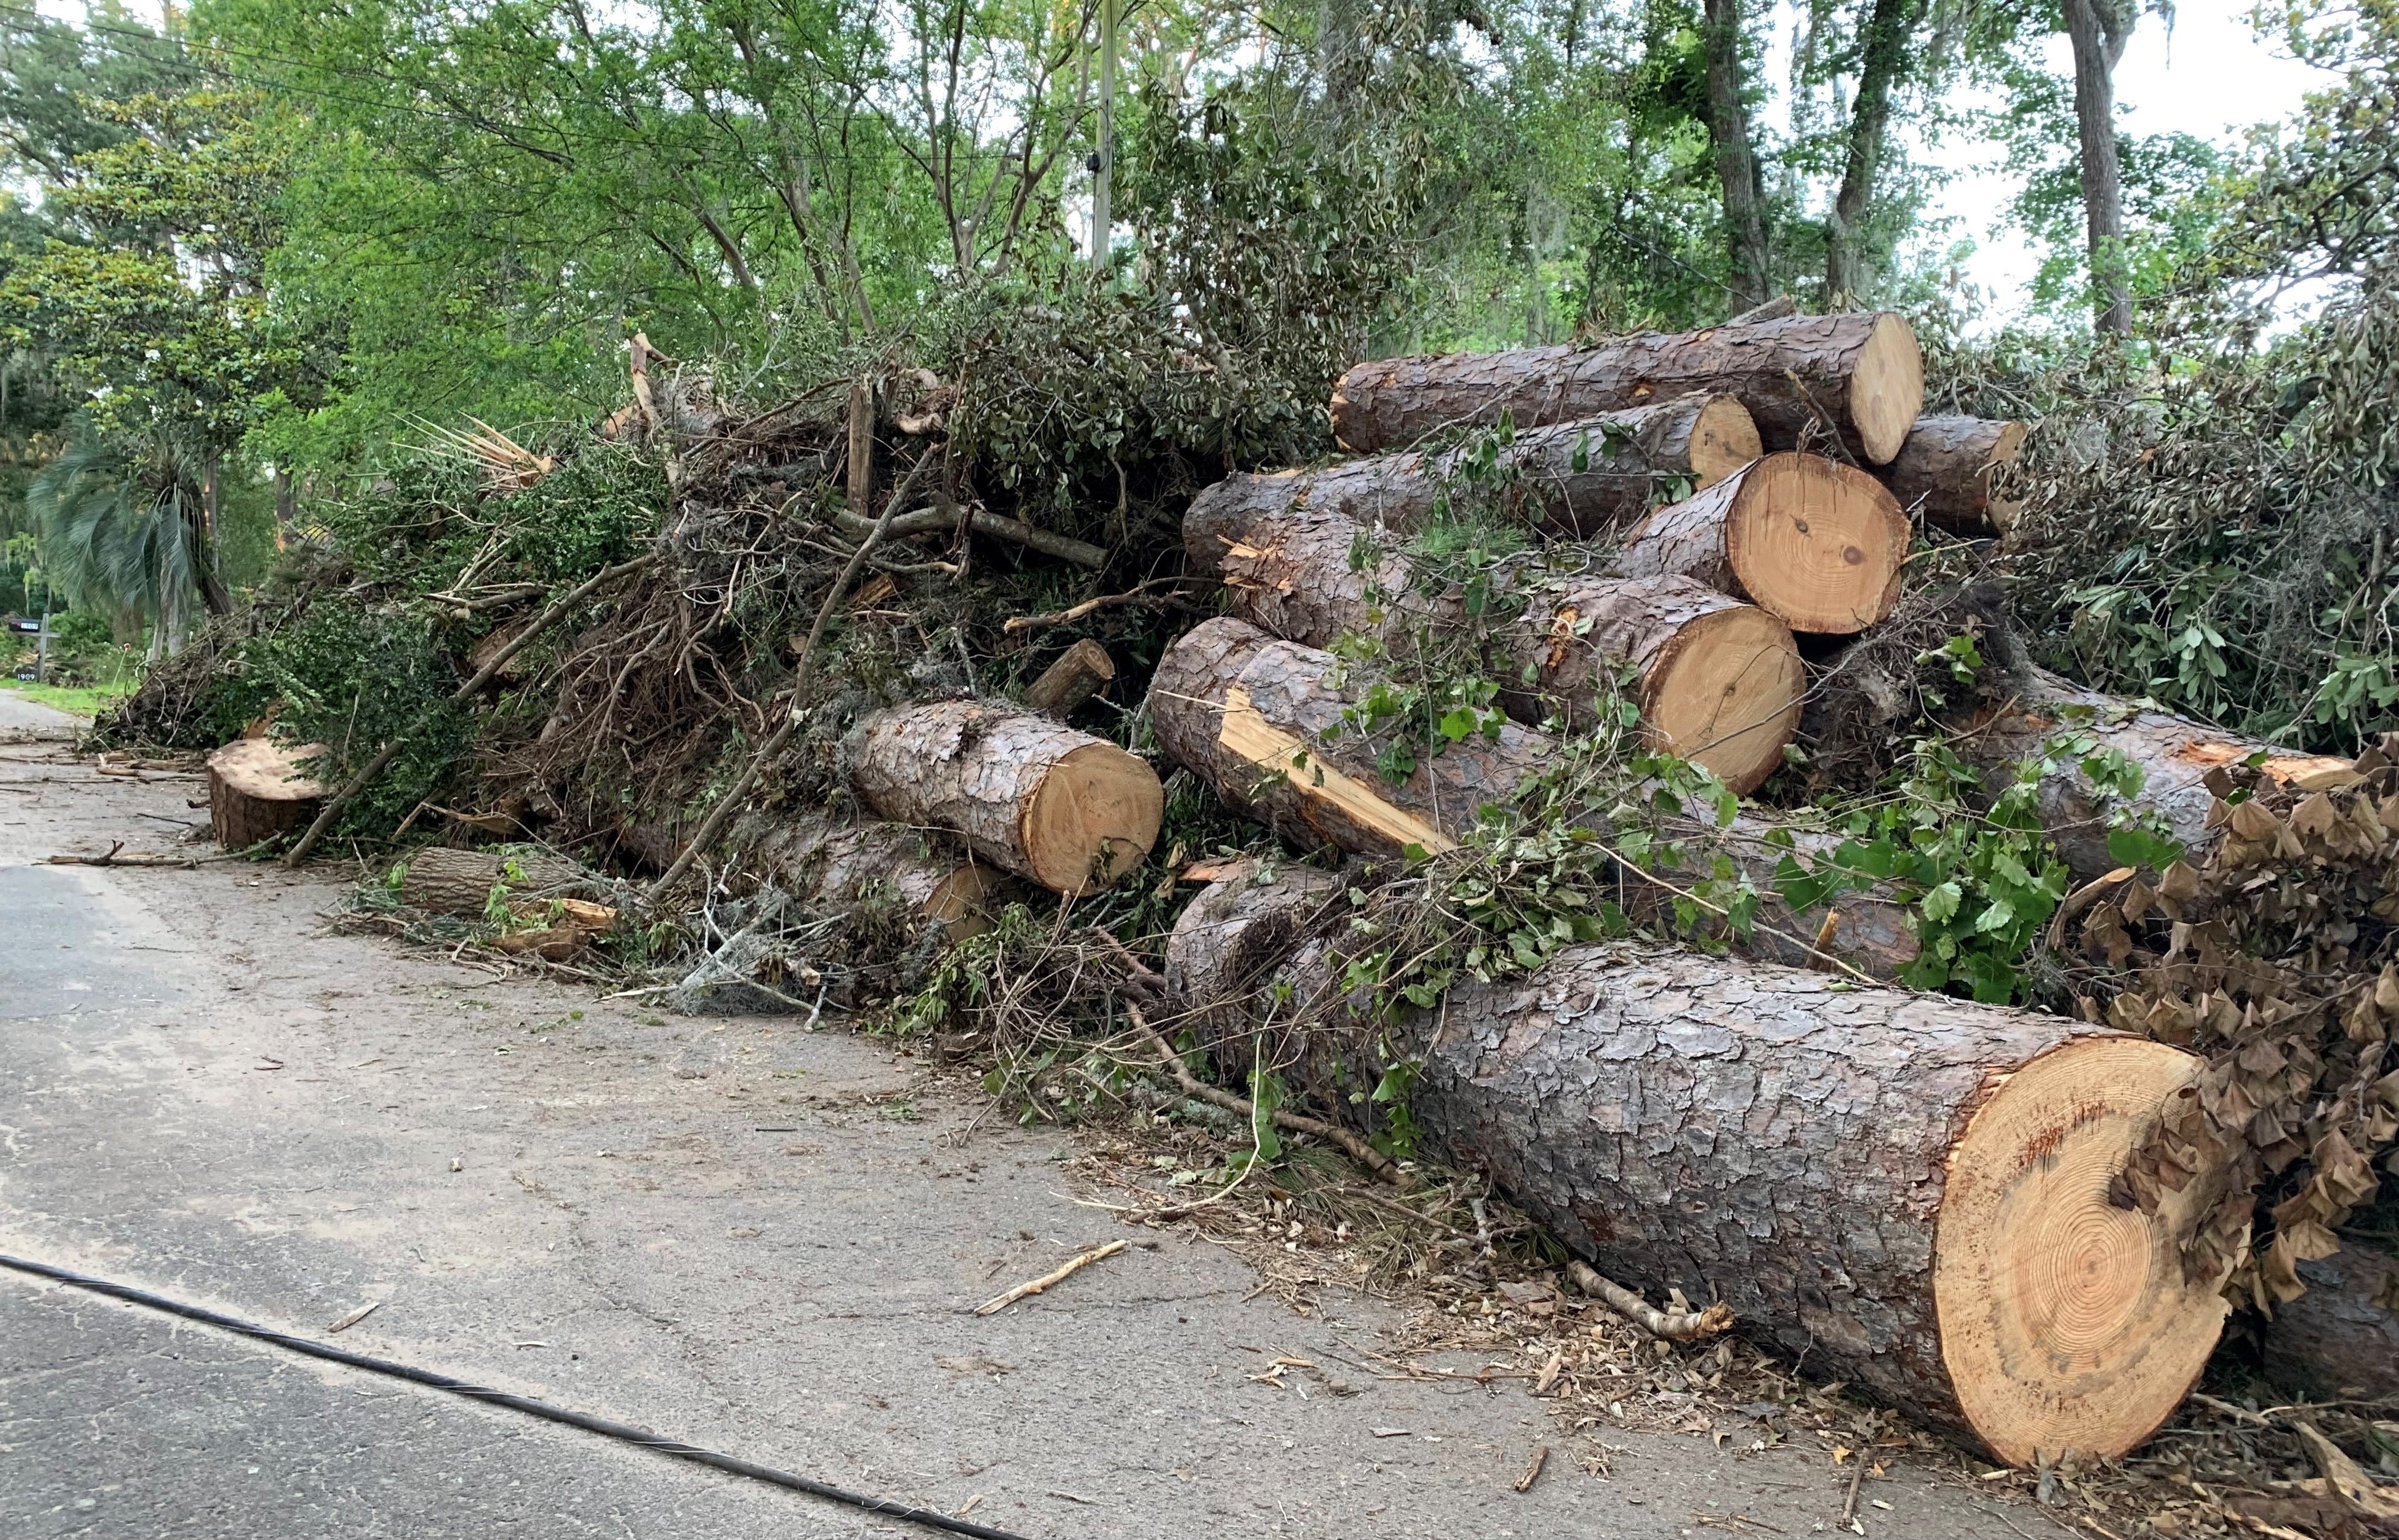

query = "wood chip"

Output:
[[1371, 1426, 1411, 1438]]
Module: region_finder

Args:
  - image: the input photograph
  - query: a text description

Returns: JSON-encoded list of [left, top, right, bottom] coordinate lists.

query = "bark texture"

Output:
[[1150, 619, 1913, 976], [1702, 0, 1771, 308], [1880, 416, 2028, 535], [1615, 453, 1910, 633], [399, 846, 593, 914], [1330, 312, 1923, 465], [1952, 667, 2351, 880], [1023, 638, 1115, 716], [206, 739, 327, 851], [1299, 943, 2221, 1461], [2261, 1249, 2399, 1402], [848, 701, 1163, 895], [1186, 396, 1759, 578], [1164, 862, 1342, 1050]]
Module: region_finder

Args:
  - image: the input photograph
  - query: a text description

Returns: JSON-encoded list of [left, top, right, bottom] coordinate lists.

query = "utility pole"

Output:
[[1091, 0, 1116, 272]]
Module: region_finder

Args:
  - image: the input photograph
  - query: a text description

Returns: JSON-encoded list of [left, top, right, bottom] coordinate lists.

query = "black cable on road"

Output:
[[1, 1252, 1033, 1540]]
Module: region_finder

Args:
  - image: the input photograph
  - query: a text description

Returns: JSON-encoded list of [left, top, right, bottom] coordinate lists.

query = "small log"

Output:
[[845, 375, 875, 516], [207, 739, 328, 851], [1202, 503, 1802, 793], [1879, 415, 2028, 535], [1330, 311, 1924, 464], [1951, 667, 2352, 880], [1288, 942, 2226, 1464], [1615, 452, 1909, 635], [847, 701, 1163, 896], [1164, 861, 1342, 1046], [1186, 395, 1761, 567], [396, 846, 595, 915], [1022, 639, 1116, 716], [2261, 1248, 2399, 1403], [1148, 618, 1916, 977], [617, 812, 1015, 942]]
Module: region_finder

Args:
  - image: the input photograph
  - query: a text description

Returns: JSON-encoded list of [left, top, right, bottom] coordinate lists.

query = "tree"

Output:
[[1699, 0, 1771, 306], [1822, 0, 1930, 306], [2060, 0, 2137, 333], [24, 427, 223, 650]]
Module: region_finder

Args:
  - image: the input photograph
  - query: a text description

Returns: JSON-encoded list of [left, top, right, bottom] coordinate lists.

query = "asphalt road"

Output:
[[0, 689, 82, 741], [0, 761, 2069, 1539]]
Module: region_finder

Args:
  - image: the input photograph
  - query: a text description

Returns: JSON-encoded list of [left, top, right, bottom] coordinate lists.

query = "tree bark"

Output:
[[1330, 312, 1922, 465], [1878, 416, 2028, 535], [1288, 943, 2226, 1464], [397, 846, 595, 914], [1823, 0, 1926, 306], [1149, 617, 1915, 975], [2062, 0, 2135, 336], [1702, 0, 1772, 308], [2260, 1247, 2399, 1403], [847, 701, 1163, 895], [1022, 638, 1116, 716], [1949, 667, 2351, 880], [1198, 503, 1803, 793], [615, 811, 1015, 942], [1189, 397, 1760, 567], [1164, 861, 1342, 1050], [1615, 452, 1910, 633], [206, 739, 325, 851]]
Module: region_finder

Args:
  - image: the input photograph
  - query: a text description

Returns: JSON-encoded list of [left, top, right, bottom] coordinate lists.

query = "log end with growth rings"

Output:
[[1640, 603, 1803, 795], [1933, 1036, 2228, 1464], [1685, 393, 1767, 490], [1850, 313, 1925, 465], [1019, 741, 1164, 895], [1721, 452, 1911, 633]]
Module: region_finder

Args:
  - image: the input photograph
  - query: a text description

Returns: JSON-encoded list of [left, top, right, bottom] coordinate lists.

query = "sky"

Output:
[[1910, 1, 2330, 320]]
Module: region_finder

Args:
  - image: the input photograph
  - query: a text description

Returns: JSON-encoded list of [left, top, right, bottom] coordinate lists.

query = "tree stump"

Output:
[[206, 739, 328, 851], [1615, 452, 1910, 634]]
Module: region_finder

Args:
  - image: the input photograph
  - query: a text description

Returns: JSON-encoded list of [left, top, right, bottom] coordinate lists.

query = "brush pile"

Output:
[[97, 306, 2397, 1495]]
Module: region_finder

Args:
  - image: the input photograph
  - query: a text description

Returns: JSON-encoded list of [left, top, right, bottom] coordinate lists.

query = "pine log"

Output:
[[1615, 452, 1910, 634], [2260, 1248, 2399, 1403], [1148, 618, 1916, 976], [397, 846, 594, 914], [613, 813, 1013, 942], [1880, 416, 2028, 536], [1164, 861, 1342, 1047], [1951, 667, 2352, 880], [1186, 395, 1762, 572], [1330, 312, 1924, 465], [1285, 942, 2225, 1464], [1204, 504, 1802, 793], [848, 701, 1163, 895], [1022, 638, 1116, 716], [206, 738, 328, 851]]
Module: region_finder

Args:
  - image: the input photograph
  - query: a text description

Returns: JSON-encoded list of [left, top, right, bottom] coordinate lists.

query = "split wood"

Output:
[[283, 553, 658, 867], [1120, 996, 1414, 1190], [1565, 1259, 1734, 1341], [974, 1240, 1128, 1315], [642, 451, 935, 907]]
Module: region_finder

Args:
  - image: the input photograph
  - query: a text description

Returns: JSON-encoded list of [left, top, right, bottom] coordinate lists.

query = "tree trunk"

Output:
[[1823, 0, 1926, 306], [2260, 1247, 2399, 1403], [1879, 416, 2028, 535], [1148, 617, 1916, 975], [1189, 397, 1759, 566], [1330, 313, 1922, 465], [1702, 0, 1772, 308], [1294, 943, 2226, 1464], [614, 811, 1016, 942], [847, 701, 1163, 895], [1200, 504, 1802, 794], [1949, 667, 2351, 880], [2062, 0, 2135, 336], [397, 845, 596, 914], [1164, 861, 1342, 1051], [1615, 452, 1909, 633], [206, 739, 327, 851]]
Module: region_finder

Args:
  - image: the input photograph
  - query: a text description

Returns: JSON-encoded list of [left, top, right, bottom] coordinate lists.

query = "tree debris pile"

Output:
[[90, 304, 2399, 1497]]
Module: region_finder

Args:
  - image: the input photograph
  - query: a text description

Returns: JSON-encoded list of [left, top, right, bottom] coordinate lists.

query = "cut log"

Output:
[[1615, 452, 1910, 635], [1164, 861, 1342, 1047], [1330, 312, 1924, 465], [1203, 504, 1802, 792], [1022, 638, 1116, 716], [847, 701, 1163, 895], [1295, 942, 2226, 1464], [1880, 416, 2028, 536], [1186, 396, 1762, 572], [397, 845, 594, 914], [206, 738, 328, 851], [614, 812, 1014, 942], [1148, 618, 1915, 976], [2260, 1247, 2399, 1403], [1952, 667, 2352, 880]]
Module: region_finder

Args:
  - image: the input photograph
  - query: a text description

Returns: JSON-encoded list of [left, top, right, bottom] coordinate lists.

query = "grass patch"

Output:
[[2, 681, 134, 717]]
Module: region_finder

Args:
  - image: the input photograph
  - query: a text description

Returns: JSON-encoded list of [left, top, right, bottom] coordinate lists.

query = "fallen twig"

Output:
[[1003, 578, 1202, 634], [1514, 1444, 1551, 1494], [45, 840, 215, 869], [1566, 1259, 1734, 1341], [974, 1240, 1128, 1315]]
